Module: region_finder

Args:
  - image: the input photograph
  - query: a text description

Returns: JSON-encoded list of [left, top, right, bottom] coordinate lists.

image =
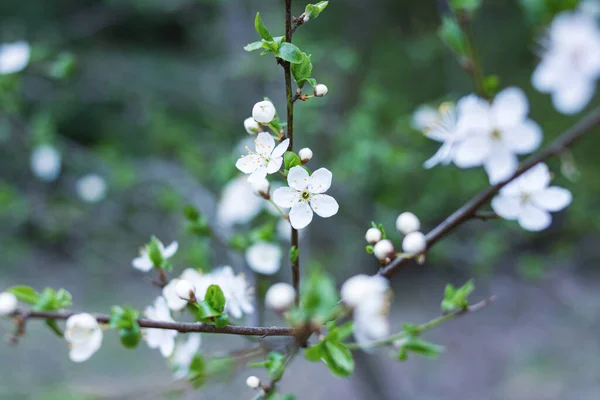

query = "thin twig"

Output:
[[471, 211, 498, 221], [11, 310, 295, 337], [380, 105, 600, 279]]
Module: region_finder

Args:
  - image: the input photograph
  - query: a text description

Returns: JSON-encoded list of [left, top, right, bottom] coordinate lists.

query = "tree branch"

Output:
[[380, 105, 600, 279], [11, 310, 295, 337]]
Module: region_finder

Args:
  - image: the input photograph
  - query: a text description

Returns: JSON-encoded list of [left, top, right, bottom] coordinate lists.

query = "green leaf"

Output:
[[267, 352, 286, 380], [7, 286, 40, 304], [188, 355, 207, 388], [194, 301, 222, 319], [109, 306, 140, 329], [255, 13, 273, 41], [55, 289, 72, 309], [244, 40, 264, 52], [277, 43, 304, 64], [48, 52, 77, 79], [449, 0, 481, 13], [249, 222, 276, 243], [323, 341, 354, 377], [33, 288, 57, 311], [45, 319, 64, 337], [305, 343, 324, 361], [299, 268, 340, 323], [291, 53, 313, 87], [284, 152, 301, 170], [441, 280, 474, 312], [213, 313, 229, 328], [183, 204, 200, 221], [147, 236, 164, 268], [305, 1, 329, 21], [397, 336, 444, 361], [365, 245, 374, 254], [120, 324, 142, 348], [438, 16, 468, 56], [289, 245, 299, 263], [205, 285, 226, 314]]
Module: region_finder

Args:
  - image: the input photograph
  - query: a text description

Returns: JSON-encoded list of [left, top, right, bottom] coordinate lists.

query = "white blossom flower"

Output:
[[252, 100, 276, 123], [246, 375, 261, 389], [245, 242, 282, 275], [251, 177, 270, 198], [395, 212, 420, 235], [532, 11, 600, 114], [170, 333, 201, 380], [0, 292, 18, 316], [272, 166, 339, 229], [175, 279, 196, 302], [162, 278, 188, 311], [244, 117, 260, 134], [314, 84, 328, 97], [419, 102, 463, 169], [365, 227, 382, 244], [209, 266, 255, 319], [402, 231, 427, 254], [265, 282, 295, 311], [30, 145, 61, 182], [76, 174, 107, 203], [236, 132, 290, 183], [491, 163, 572, 231], [64, 313, 103, 362], [453, 88, 543, 184], [144, 296, 177, 357], [341, 275, 389, 308], [132, 238, 178, 272], [217, 176, 264, 227], [372, 239, 394, 261], [298, 147, 313, 163], [0, 41, 30, 75]]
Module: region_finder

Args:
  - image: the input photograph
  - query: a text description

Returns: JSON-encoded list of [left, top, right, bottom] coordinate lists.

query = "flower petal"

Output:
[[492, 87, 529, 129], [69, 329, 103, 363], [491, 195, 522, 220], [132, 256, 153, 272], [309, 194, 339, 218], [271, 139, 290, 158], [235, 154, 261, 174], [516, 162, 551, 192], [456, 94, 492, 133], [307, 168, 332, 194], [424, 142, 454, 169], [532, 186, 572, 212], [532, 52, 564, 93], [160, 334, 176, 358], [484, 147, 518, 184], [245, 242, 281, 275], [286, 166, 309, 190], [501, 119, 543, 155], [552, 78, 595, 115], [518, 203, 552, 231], [272, 187, 300, 209], [266, 156, 283, 174], [453, 135, 491, 168], [254, 132, 275, 157], [289, 201, 313, 229], [248, 166, 268, 183], [163, 241, 178, 259]]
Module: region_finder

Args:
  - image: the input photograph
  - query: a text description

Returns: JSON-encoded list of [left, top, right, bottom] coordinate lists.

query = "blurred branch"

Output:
[[380, 105, 600, 279]]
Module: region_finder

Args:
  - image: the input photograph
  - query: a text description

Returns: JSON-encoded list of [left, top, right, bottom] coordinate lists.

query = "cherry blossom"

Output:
[[265, 282, 295, 311], [402, 231, 426, 254], [30, 145, 61, 182], [162, 278, 188, 311], [365, 228, 382, 244], [252, 100, 276, 123], [491, 163, 572, 231], [373, 239, 394, 261], [0, 292, 18, 316], [217, 176, 264, 227], [209, 266, 255, 319], [420, 102, 466, 170], [64, 313, 103, 362], [272, 166, 339, 229], [453, 88, 543, 184], [0, 41, 30, 75], [144, 296, 177, 357], [132, 238, 178, 272], [76, 174, 107, 203], [236, 132, 290, 183], [245, 241, 282, 275], [395, 212, 420, 235], [314, 84, 328, 97], [532, 11, 600, 114]]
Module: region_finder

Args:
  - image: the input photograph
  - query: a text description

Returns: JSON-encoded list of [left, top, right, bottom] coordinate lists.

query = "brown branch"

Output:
[[380, 105, 600, 279], [11, 310, 295, 337], [471, 211, 498, 221]]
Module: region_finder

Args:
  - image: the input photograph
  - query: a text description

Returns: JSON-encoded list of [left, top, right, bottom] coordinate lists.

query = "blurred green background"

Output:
[[2, 0, 600, 399]]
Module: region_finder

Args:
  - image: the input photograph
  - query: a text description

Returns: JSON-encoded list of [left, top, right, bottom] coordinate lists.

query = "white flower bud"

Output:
[[402, 231, 427, 254], [246, 375, 261, 389], [0, 292, 17, 316], [175, 279, 197, 302], [251, 177, 270, 198], [373, 239, 394, 261], [314, 84, 328, 97], [395, 212, 421, 235], [244, 117, 260, 134], [265, 282, 295, 312], [365, 228, 382, 244], [298, 147, 313, 163], [252, 101, 276, 124]]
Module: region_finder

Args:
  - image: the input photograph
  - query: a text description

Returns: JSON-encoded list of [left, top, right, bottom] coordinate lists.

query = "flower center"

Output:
[[521, 192, 531, 203], [491, 129, 502, 141], [301, 190, 311, 200]]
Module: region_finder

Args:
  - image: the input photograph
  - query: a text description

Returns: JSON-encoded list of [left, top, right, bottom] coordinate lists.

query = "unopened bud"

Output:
[[395, 212, 421, 235], [175, 279, 197, 303], [402, 231, 426, 254], [244, 117, 260, 134], [265, 282, 295, 312], [314, 84, 328, 97], [298, 148, 313, 164], [373, 239, 395, 261], [251, 177, 270, 199], [0, 292, 17, 316], [246, 375, 261, 389], [252, 100, 276, 124], [365, 228, 382, 244]]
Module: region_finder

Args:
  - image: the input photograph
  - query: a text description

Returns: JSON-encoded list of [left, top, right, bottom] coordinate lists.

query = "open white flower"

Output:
[[217, 176, 264, 227], [209, 266, 255, 319], [532, 11, 600, 114], [76, 174, 107, 203], [171, 333, 201, 379], [272, 166, 339, 229], [0, 292, 18, 316], [132, 238, 178, 272], [64, 313, 103, 362], [0, 41, 30, 75], [144, 296, 177, 357], [236, 133, 289, 183], [453, 88, 543, 184], [30, 145, 61, 182], [245, 241, 282, 275], [491, 163, 572, 231]]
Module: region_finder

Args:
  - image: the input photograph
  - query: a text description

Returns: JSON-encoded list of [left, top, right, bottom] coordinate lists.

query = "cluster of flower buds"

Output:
[[365, 212, 426, 265]]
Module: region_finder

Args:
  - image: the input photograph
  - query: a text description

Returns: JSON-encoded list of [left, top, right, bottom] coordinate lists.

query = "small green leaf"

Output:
[[397, 336, 445, 360], [284, 151, 301, 170], [205, 285, 226, 314], [109, 306, 140, 329], [277, 43, 304, 64], [45, 319, 64, 337], [183, 204, 200, 221], [305, 343, 324, 361], [323, 341, 354, 377], [244, 40, 264, 52], [291, 53, 313, 87], [438, 16, 468, 56], [442, 280, 474, 312], [120, 324, 142, 348], [305, 78, 317, 87], [365, 245, 374, 254], [193, 301, 221, 319], [267, 352, 286, 380], [7, 286, 40, 304], [213, 313, 229, 328], [255, 13, 273, 41], [289, 245, 299, 263], [305, 1, 329, 21], [147, 236, 164, 268], [33, 288, 57, 311], [55, 289, 72, 309]]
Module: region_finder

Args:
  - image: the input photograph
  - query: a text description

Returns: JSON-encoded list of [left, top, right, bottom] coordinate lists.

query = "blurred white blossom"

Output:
[[491, 163, 572, 231], [245, 241, 282, 275], [412, 104, 439, 131], [76, 174, 107, 203], [64, 313, 103, 362], [0, 292, 17, 316], [217, 176, 264, 227], [236, 132, 289, 183], [265, 282, 295, 311], [30, 145, 61, 182], [0, 41, 30, 75], [144, 296, 177, 357], [170, 333, 201, 380], [162, 278, 188, 311], [532, 11, 600, 114], [272, 166, 339, 230], [419, 102, 463, 169], [132, 239, 178, 272]]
